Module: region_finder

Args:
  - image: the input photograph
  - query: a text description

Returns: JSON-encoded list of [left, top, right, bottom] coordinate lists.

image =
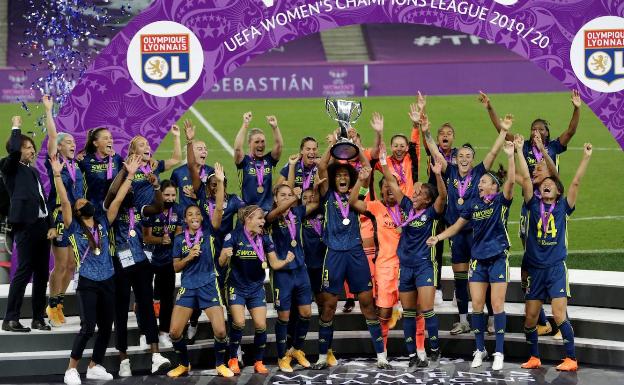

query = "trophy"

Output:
[[325, 98, 362, 160]]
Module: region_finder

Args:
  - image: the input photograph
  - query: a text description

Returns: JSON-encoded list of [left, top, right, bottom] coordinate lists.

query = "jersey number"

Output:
[[537, 215, 557, 238]]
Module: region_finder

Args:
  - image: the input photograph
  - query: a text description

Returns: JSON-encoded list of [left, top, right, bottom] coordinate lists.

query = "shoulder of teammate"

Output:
[[266, 152, 279, 166], [561, 196, 575, 215], [279, 162, 290, 177], [426, 204, 440, 219], [459, 199, 473, 220], [526, 194, 539, 210], [236, 154, 250, 169], [499, 192, 513, 206], [156, 159, 166, 174], [365, 199, 383, 214], [262, 232, 275, 252], [549, 137, 567, 154], [473, 162, 487, 176], [292, 204, 306, 219], [399, 195, 413, 212]]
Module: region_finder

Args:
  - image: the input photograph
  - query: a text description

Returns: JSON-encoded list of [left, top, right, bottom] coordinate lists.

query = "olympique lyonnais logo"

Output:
[[127, 21, 204, 98], [140, 34, 190, 88], [584, 29, 624, 84]]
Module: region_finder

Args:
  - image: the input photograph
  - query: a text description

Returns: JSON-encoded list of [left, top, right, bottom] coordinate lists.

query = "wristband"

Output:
[[358, 187, 369, 196]]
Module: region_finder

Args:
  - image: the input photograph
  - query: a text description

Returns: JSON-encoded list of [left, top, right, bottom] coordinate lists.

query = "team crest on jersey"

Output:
[[584, 29, 624, 84]]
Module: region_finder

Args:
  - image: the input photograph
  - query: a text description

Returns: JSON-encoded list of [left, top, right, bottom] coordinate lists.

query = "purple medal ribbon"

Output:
[[161, 207, 173, 235], [300, 160, 315, 190], [310, 218, 322, 236], [390, 157, 406, 185], [457, 173, 472, 200], [200, 166, 207, 182], [534, 188, 542, 200], [286, 210, 297, 244], [438, 146, 453, 163], [243, 227, 266, 263], [484, 193, 498, 203], [532, 145, 544, 163], [539, 200, 555, 234], [386, 204, 403, 228], [333, 192, 350, 221], [403, 208, 426, 226], [253, 158, 265, 189], [139, 163, 152, 175], [61, 156, 77, 183], [128, 208, 135, 236], [207, 198, 215, 219], [184, 227, 203, 249], [95, 152, 113, 180], [81, 225, 100, 262]]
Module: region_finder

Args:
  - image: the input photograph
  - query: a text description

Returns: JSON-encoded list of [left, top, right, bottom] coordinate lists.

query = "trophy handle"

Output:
[[350, 101, 363, 124], [325, 98, 338, 121]]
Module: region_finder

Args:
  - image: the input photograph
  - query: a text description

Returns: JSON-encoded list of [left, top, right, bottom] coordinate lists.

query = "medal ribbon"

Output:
[[81, 225, 100, 263], [253, 158, 265, 189], [243, 227, 266, 263], [161, 207, 173, 235], [539, 200, 555, 235], [286, 210, 297, 244], [207, 198, 215, 219], [483, 193, 498, 203], [310, 218, 322, 236], [184, 227, 203, 249], [390, 157, 406, 184], [95, 152, 114, 180], [532, 145, 544, 163], [457, 173, 472, 200], [61, 156, 77, 183], [139, 163, 152, 175], [333, 192, 350, 221], [301, 160, 316, 190], [200, 166, 207, 182], [128, 207, 135, 237]]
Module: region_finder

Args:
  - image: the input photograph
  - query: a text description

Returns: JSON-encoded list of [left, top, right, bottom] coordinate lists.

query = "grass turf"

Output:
[[1, 91, 623, 270]]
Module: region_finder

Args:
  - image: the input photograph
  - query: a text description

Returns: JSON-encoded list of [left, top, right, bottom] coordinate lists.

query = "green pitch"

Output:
[[1, 91, 623, 270]]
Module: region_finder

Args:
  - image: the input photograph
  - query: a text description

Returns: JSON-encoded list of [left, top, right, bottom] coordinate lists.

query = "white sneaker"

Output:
[[139, 334, 149, 350], [152, 352, 172, 374], [86, 364, 113, 380], [64, 368, 81, 385], [186, 325, 197, 340], [435, 290, 443, 305], [471, 350, 488, 368], [119, 358, 132, 377], [492, 352, 504, 371], [159, 332, 173, 348]]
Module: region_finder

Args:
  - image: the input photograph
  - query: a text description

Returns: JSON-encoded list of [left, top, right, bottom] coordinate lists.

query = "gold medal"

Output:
[[457, 197, 464, 205], [291, 239, 297, 247], [262, 261, 268, 269], [257, 186, 264, 194], [94, 248, 101, 256], [129, 229, 136, 237]]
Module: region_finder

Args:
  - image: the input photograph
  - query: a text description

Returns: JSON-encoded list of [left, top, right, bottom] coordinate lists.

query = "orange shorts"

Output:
[[374, 265, 399, 308]]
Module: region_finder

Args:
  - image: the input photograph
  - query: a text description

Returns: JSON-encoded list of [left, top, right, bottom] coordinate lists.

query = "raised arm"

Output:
[[514, 135, 534, 203], [141, 174, 164, 216], [348, 166, 371, 214], [106, 155, 141, 223], [502, 141, 516, 200], [285, 154, 300, 188], [431, 155, 447, 214], [479, 91, 514, 141], [234, 112, 252, 165], [559, 90, 581, 146], [184, 120, 203, 193], [163, 124, 182, 170], [104, 165, 128, 210], [316, 134, 335, 197], [567, 143, 592, 208], [379, 145, 404, 203], [420, 113, 448, 172], [210, 163, 226, 230], [2, 117, 24, 175], [427, 217, 469, 246], [369, 112, 384, 159], [268, 250, 294, 270], [50, 155, 72, 228], [408, 96, 424, 156], [483, 114, 512, 169], [266, 194, 298, 223], [267, 115, 283, 162], [533, 134, 559, 179], [43, 95, 59, 156]]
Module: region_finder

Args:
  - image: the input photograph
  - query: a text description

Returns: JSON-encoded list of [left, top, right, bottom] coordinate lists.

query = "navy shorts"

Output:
[[175, 279, 222, 310], [322, 247, 373, 295], [525, 261, 570, 301], [226, 285, 266, 309], [52, 208, 70, 248], [399, 262, 437, 292], [307, 267, 323, 295], [450, 230, 473, 264], [469, 252, 509, 283], [271, 266, 312, 311]]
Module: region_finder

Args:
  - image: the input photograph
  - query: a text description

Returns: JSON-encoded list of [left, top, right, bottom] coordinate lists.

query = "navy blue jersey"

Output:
[[524, 196, 574, 268], [78, 153, 123, 213], [397, 197, 440, 268], [131, 160, 165, 209], [198, 193, 246, 254], [112, 206, 148, 265], [444, 162, 487, 225], [279, 162, 317, 189], [67, 215, 114, 281], [45, 157, 84, 209], [460, 194, 512, 260], [223, 225, 275, 291], [269, 205, 306, 270], [170, 164, 214, 208], [302, 212, 326, 269], [172, 229, 217, 289], [321, 189, 362, 251], [236, 153, 278, 211], [522, 139, 566, 175], [142, 203, 184, 266]]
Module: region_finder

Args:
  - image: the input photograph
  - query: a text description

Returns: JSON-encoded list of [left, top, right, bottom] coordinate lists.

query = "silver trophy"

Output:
[[325, 98, 362, 160]]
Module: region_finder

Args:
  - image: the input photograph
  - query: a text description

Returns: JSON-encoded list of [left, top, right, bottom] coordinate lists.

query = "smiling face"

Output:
[[245, 209, 266, 234], [185, 205, 203, 231], [437, 125, 455, 150], [300, 139, 318, 167], [163, 186, 177, 203], [249, 132, 266, 159], [334, 168, 351, 194], [539, 178, 560, 201], [274, 185, 295, 208], [193, 141, 207, 166], [131, 136, 152, 162], [302, 189, 318, 206], [478, 174, 499, 197], [391, 136, 408, 161], [379, 178, 397, 206], [58, 134, 76, 159], [457, 147, 474, 175], [93, 129, 113, 156]]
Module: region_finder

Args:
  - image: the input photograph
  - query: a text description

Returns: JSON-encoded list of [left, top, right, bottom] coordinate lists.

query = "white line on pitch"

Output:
[[508, 215, 624, 224], [189, 106, 234, 157], [474, 146, 621, 151], [441, 249, 624, 257]]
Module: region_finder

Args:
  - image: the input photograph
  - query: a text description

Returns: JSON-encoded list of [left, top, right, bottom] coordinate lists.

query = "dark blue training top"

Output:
[[173, 229, 217, 289], [321, 189, 362, 251], [236, 153, 278, 212], [269, 205, 306, 270], [142, 203, 184, 266], [67, 215, 114, 281], [397, 197, 441, 268], [223, 224, 275, 292]]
